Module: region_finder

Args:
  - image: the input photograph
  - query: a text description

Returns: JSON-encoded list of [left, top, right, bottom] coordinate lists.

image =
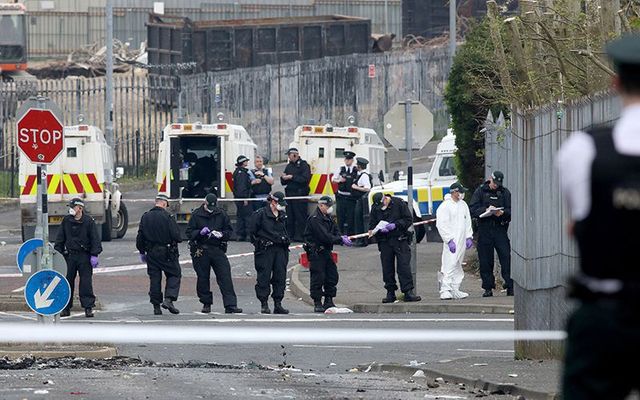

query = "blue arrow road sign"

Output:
[[16, 238, 43, 273], [24, 270, 71, 316]]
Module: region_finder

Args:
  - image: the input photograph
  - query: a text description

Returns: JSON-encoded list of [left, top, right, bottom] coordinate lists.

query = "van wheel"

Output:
[[101, 209, 113, 242], [115, 202, 128, 239]]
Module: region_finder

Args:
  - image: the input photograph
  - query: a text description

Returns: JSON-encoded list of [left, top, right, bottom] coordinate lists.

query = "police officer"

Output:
[[351, 157, 372, 245], [469, 170, 512, 297], [233, 155, 253, 241], [248, 191, 290, 314], [281, 148, 311, 242], [369, 193, 421, 303], [557, 34, 640, 400], [331, 150, 358, 235], [249, 155, 274, 210], [303, 196, 352, 312], [136, 194, 183, 315], [186, 193, 242, 314], [55, 198, 102, 318]]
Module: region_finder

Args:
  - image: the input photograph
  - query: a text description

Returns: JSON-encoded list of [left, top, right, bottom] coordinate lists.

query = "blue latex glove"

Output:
[[200, 227, 211, 236], [90, 255, 99, 268], [341, 235, 353, 247], [140, 253, 147, 263], [466, 238, 473, 249], [447, 240, 456, 254], [385, 223, 396, 232]]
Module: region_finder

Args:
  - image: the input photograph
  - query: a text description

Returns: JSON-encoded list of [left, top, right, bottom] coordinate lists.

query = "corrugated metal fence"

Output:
[[0, 45, 449, 197], [27, 0, 402, 59]]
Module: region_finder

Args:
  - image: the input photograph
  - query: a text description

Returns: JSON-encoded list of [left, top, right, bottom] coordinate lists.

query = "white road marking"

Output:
[[293, 344, 373, 349], [456, 348, 515, 353], [0, 311, 36, 321], [0, 273, 23, 278], [11, 286, 25, 293], [31, 317, 514, 324]]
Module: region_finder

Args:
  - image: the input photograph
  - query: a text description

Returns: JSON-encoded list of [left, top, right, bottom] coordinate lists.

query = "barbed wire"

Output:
[[124, 61, 198, 71]]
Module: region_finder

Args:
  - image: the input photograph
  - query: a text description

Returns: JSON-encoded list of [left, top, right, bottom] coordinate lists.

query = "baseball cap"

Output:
[[372, 192, 383, 205], [318, 196, 334, 206], [236, 155, 249, 165], [69, 198, 85, 208], [269, 191, 287, 206], [449, 182, 467, 193], [286, 148, 299, 155], [155, 193, 169, 203], [205, 193, 218, 207], [491, 171, 504, 186]]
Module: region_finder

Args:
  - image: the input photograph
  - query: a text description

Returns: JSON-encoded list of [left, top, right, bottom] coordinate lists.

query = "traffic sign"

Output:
[[24, 269, 71, 316], [16, 238, 43, 273], [18, 242, 67, 276], [383, 101, 434, 151], [17, 108, 64, 164]]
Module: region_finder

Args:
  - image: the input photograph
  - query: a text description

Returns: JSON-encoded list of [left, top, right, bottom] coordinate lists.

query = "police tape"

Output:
[[0, 323, 567, 344], [123, 195, 323, 203]]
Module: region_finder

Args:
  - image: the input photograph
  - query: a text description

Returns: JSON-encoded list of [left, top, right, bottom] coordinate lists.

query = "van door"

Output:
[[169, 137, 183, 198]]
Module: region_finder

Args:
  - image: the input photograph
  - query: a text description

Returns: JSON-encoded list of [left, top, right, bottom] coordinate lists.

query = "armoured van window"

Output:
[[67, 148, 77, 158], [0, 15, 25, 45], [319, 147, 325, 158], [176, 136, 221, 199], [438, 156, 456, 178], [334, 148, 345, 158]]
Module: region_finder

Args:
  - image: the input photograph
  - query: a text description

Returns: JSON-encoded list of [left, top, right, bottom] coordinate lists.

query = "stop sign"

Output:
[[17, 109, 64, 164]]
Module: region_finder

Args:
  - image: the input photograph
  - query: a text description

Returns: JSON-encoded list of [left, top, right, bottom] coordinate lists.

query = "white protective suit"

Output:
[[436, 194, 473, 299]]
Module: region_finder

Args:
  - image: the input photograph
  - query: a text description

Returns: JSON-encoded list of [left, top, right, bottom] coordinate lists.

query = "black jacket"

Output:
[[368, 197, 413, 241], [55, 213, 102, 256], [250, 168, 273, 196], [248, 206, 289, 246], [303, 208, 342, 250], [281, 159, 311, 196], [185, 205, 233, 247], [232, 166, 252, 199], [136, 206, 182, 253], [469, 182, 511, 225]]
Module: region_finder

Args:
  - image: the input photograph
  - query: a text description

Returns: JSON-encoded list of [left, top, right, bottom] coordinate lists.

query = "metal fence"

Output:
[[0, 45, 450, 197], [483, 92, 622, 358], [26, 0, 402, 59]]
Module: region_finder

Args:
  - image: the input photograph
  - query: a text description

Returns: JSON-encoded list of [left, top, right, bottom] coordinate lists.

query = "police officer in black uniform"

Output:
[[233, 155, 253, 241], [136, 194, 182, 315], [281, 148, 311, 242], [332, 150, 359, 235], [557, 34, 640, 400], [469, 170, 513, 297], [303, 196, 352, 312], [248, 191, 290, 314], [186, 193, 242, 314], [351, 157, 372, 245], [369, 193, 421, 303], [55, 198, 102, 318], [250, 155, 274, 210]]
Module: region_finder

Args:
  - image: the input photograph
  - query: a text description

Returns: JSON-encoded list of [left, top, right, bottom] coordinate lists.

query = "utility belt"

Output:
[[67, 248, 90, 256], [568, 274, 640, 302], [303, 242, 330, 256], [149, 243, 179, 261], [254, 237, 290, 253], [478, 218, 509, 228], [189, 240, 228, 258], [378, 231, 413, 243]]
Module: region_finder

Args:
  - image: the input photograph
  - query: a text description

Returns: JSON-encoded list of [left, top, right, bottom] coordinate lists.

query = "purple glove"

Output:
[[447, 240, 456, 254], [140, 253, 147, 263], [200, 227, 211, 236], [385, 223, 396, 232], [466, 238, 473, 249], [90, 255, 99, 268], [341, 235, 353, 247]]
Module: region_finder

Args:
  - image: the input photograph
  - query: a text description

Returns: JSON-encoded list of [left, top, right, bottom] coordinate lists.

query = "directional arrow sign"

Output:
[[24, 269, 71, 316], [16, 238, 43, 273]]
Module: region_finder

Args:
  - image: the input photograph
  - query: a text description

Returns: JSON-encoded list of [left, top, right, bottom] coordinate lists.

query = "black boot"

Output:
[[382, 291, 396, 304], [225, 306, 243, 314], [403, 290, 422, 302], [260, 299, 271, 314], [506, 287, 514, 296], [313, 299, 324, 313], [162, 299, 180, 314], [153, 304, 162, 315], [84, 308, 94, 318], [201, 304, 211, 314], [273, 300, 289, 315], [323, 297, 336, 310], [60, 308, 71, 317], [482, 289, 493, 297]]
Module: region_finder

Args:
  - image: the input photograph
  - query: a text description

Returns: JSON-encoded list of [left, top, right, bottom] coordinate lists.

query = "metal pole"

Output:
[[449, 0, 456, 65], [404, 100, 417, 291], [384, 0, 389, 34], [105, 0, 114, 182]]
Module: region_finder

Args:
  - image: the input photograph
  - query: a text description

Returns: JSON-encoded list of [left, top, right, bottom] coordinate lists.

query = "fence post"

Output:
[[135, 129, 141, 178], [10, 145, 15, 198]]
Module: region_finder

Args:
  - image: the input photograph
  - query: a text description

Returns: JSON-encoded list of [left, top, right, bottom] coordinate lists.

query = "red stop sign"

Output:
[[17, 109, 64, 164]]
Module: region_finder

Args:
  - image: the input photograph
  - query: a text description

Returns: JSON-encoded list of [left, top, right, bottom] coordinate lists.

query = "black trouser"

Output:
[[146, 246, 181, 305], [563, 300, 640, 399], [309, 249, 339, 300], [336, 195, 356, 236], [353, 197, 368, 237], [477, 223, 512, 290], [285, 196, 308, 241], [254, 245, 289, 301], [192, 246, 238, 307], [65, 252, 95, 310], [378, 238, 414, 293], [235, 201, 253, 239]]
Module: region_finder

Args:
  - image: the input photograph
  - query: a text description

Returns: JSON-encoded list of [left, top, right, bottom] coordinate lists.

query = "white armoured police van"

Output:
[[289, 123, 387, 196], [369, 129, 458, 241], [19, 124, 127, 242], [155, 121, 257, 233]]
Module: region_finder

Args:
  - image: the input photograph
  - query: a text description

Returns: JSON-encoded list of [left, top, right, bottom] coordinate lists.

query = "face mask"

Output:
[[276, 204, 286, 211], [68, 208, 77, 216], [204, 205, 214, 213], [326, 206, 334, 215], [459, 193, 465, 201]]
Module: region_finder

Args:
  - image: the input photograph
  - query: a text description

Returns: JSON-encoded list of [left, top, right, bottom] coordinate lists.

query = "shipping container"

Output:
[[147, 14, 372, 75]]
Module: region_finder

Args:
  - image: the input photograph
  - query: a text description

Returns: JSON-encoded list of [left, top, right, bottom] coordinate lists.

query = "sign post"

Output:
[[16, 97, 65, 323], [384, 100, 434, 292]]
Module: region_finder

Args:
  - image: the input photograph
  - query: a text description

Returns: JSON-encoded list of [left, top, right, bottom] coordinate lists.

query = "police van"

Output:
[[288, 123, 387, 196], [19, 124, 127, 242], [155, 121, 257, 232], [368, 129, 458, 240]]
